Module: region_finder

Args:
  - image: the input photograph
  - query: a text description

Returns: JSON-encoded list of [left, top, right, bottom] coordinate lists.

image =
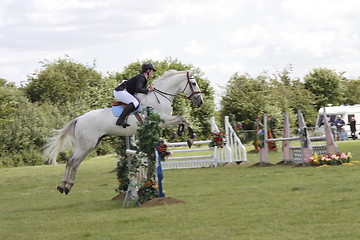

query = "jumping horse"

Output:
[[43, 70, 203, 195]]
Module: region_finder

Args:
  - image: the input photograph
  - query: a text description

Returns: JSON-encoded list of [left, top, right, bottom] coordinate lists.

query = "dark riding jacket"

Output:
[[115, 74, 149, 95]]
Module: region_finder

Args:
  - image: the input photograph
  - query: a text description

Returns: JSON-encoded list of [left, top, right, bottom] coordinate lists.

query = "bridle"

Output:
[[153, 71, 202, 104]]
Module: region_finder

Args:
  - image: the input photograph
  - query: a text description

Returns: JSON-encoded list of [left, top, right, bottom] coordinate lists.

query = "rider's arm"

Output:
[[135, 76, 149, 94]]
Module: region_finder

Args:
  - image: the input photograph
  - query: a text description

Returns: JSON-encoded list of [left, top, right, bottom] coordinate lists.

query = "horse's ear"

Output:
[[188, 70, 195, 77]]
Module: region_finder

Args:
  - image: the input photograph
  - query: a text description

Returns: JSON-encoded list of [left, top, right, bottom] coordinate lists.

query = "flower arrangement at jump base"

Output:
[[308, 152, 352, 166], [156, 143, 172, 159], [209, 131, 226, 148], [136, 180, 159, 205]]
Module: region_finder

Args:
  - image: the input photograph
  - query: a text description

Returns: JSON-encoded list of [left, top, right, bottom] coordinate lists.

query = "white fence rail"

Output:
[[161, 116, 247, 170], [224, 116, 247, 163]]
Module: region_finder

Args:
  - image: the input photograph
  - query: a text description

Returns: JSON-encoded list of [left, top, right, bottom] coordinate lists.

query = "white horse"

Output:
[[43, 70, 203, 195]]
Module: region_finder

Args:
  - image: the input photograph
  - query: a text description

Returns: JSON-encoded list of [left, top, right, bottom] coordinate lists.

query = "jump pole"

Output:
[[322, 108, 338, 154], [298, 109, 312, 164], [282, 112, 292, 164], [155, 149, 165, 197], [258, 114, 269, 164], [260, 110, 314, 165], [260, 113, 299, 165]]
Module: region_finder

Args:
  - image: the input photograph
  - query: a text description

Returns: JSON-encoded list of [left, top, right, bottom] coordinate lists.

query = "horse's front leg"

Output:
[[187, 126, 196, 139], [176, 124, 196, 139], [162, 115, 196, 147], [161, 115, 191, 128]]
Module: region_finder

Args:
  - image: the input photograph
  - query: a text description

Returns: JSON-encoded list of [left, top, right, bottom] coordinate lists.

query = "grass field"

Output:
[[1, 141, 360, 240]]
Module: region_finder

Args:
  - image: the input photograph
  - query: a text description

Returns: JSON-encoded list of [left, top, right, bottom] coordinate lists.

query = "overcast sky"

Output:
[[1, 0, 360, 101]]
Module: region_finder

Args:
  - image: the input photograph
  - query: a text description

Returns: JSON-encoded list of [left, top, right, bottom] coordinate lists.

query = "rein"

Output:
[[153, 71, 202, 104]]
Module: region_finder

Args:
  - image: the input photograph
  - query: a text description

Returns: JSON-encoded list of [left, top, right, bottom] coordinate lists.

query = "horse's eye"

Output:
[[192, 82, 196, 86]]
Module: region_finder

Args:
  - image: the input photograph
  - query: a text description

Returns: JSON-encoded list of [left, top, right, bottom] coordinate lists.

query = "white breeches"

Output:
[[113, 90, 140, 108]]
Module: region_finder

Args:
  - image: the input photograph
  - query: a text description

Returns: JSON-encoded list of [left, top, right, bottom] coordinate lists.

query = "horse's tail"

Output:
[[43, 119, 78, 165]]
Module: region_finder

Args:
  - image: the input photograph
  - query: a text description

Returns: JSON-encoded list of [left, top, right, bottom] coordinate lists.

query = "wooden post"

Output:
[[155, 149, 165, 197], [322, 108, 338, 154], [282, 112, 291, 163], [298, 109, 312, 164], [259, 114, 269, 164]]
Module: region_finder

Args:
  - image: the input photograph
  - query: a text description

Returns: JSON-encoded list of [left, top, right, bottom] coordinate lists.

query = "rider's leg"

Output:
[[116, 102, 136, 128], [113, 90, 139, 128]]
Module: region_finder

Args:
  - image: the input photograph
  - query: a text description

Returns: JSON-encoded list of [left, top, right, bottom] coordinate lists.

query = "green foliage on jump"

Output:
[[136, 108, 164, 160], [135, 108, 164, 204], [115, 108, 164, 205]]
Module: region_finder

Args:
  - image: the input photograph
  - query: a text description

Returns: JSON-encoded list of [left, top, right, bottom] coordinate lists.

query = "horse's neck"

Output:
[[154, 74, 181, 96], [139, 73, 181, 107]]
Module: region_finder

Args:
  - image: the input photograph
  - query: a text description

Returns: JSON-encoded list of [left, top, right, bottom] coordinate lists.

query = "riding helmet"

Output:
[[142, 62, 157, 73]]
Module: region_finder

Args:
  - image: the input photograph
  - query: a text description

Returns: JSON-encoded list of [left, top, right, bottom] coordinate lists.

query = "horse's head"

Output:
[[151, 70, 203, 108], [181, 71, 203, 108]]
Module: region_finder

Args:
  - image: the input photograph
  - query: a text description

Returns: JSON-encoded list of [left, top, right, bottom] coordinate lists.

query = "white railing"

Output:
[[162, 140, 216, 169], [224, 116, 247, 162], [161, 116, 247, 169]]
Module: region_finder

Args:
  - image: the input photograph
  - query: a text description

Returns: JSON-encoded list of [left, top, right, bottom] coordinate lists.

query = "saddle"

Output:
[[111, 100, 143, 123], [111, 100, 126, 107]]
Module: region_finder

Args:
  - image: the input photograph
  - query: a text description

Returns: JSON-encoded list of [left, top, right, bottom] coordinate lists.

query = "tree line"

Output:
[[1, 58, 359, 167]]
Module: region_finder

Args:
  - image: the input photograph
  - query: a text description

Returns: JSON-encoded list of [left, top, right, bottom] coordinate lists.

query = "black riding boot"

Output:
[[116, 103, 136, 128]]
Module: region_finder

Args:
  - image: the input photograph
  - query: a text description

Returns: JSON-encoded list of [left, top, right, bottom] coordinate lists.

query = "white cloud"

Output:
[[227, 25, 268, 46], [32, 0, 105, 11], [139, 49, 164, 62], [281, 0, 360, 17], [25, 12, 76, 25], [184, 41, 208, 56]]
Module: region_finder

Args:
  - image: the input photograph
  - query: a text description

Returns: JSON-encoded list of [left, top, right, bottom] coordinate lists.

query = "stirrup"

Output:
[[121, 122, 130, 128]]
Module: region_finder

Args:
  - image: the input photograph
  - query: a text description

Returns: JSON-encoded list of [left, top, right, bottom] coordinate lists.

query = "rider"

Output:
[[113, 62, 156, 128]]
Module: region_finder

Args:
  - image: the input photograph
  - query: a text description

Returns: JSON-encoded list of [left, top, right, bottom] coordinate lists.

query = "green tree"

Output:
[[0, 80, 63, 166], [341, 78, 360, 105], [23, 56, 117, 118], [270, 69, 317, 126], [304, 68, 345, 109], [21, 57, 120, 163], [220, 67, 318, 137], [0, 79, 17, 125], [220, 73, 271, 130]]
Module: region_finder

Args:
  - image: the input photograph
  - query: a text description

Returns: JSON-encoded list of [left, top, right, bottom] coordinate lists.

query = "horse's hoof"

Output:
[[187, 127, 196, 139], [170, 132, 176, 140], [177, 124, 185, 136], [187, 139, 194, 148], [57, 186, 64, 194], [64, 188, 70, 195]]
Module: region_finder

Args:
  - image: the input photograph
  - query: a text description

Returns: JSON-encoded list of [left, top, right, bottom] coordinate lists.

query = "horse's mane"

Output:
[[152, 70, 187, 84]]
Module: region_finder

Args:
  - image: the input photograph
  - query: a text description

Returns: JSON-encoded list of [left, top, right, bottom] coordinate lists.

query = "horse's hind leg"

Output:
[[57, 154, 74, 194], [188, 126, 196, 139], [57, 147, 93, 195]]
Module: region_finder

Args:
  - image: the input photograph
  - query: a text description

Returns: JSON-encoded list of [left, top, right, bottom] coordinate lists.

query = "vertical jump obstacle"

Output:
[[258, 109, 338, 166], [161, 116, 247, 169], [121, 116, 246, 207]]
